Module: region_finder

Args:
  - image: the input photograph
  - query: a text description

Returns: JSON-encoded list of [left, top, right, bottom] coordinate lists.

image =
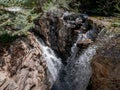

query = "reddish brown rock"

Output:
[[90, 36, 120, 90], [78, 39, 93, 45]]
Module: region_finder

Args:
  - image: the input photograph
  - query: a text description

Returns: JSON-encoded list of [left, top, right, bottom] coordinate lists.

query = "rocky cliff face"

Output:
[[90, 33, 120, 90], [0, 33, 48, 90]]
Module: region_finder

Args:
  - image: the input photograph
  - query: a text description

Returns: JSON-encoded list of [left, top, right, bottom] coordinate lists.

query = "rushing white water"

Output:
[[65, 45, 97, 90], [52, 45, 97, 90], [63, 29, 98, 90], [39, 39, 62, 87]]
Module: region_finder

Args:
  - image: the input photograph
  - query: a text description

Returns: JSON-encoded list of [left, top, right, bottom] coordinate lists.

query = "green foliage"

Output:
[[56, 0, 70, 10], [0, 2, 41, 43], [111, 23, 120, 27], [43, 0, 70, 11], [0, 0, 44, 44], [0, 10, 40, 34], [43, 1, 58, 12]]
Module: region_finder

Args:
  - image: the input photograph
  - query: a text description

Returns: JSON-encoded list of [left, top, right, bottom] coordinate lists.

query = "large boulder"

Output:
[[90, 35, 120, 90], [0, 33, 49, 90]]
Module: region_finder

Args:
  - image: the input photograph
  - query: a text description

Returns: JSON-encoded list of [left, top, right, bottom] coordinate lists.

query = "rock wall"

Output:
[[0, 33, 48, 90]]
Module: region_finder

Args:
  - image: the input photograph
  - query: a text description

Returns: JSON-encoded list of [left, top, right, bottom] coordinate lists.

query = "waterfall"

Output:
[[64, 30, 97, 90], [65, 45, 97, 90], [38, 38, 62, 88], [52, 45, 97, 90], [63, 28, 112, 90]]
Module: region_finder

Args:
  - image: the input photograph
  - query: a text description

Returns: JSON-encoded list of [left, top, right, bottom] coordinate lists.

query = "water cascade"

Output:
[[38, 38, 62, 88]]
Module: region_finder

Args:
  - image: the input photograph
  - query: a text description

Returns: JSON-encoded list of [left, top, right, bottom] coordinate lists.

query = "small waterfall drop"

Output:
[[38, 38, 62, 87], [64, 30, 97, 90]]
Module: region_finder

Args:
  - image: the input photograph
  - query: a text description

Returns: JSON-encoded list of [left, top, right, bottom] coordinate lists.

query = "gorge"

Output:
[[0, 5, 120, 90]]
